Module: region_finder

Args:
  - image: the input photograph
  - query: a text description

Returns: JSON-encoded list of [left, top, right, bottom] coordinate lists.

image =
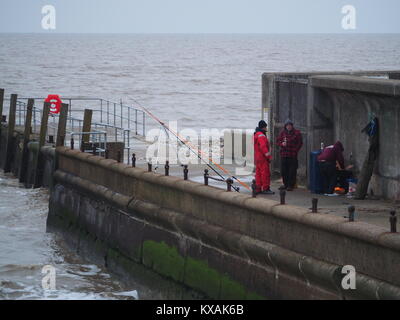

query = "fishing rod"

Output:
[[134, 103, 250, 192]]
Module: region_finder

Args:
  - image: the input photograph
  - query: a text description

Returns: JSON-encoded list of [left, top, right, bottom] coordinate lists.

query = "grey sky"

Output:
[[0, 0, 399, 33]]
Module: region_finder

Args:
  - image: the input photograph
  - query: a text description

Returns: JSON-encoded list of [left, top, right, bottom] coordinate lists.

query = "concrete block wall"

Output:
[[310, 75, 400, 200], [48, 147, 400, 299], [262, 70, 400, 197]]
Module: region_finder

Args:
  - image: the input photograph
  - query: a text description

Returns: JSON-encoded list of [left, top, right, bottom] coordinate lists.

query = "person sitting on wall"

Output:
[[254, 120, 275, 195], [318, 141, 348, 196], [276, 119, 303, 191]]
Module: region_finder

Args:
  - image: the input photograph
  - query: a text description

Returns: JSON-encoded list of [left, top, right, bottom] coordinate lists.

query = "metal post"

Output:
[[4, 94, 17, 172], [183, 165, 188, 180], [143, 112, 145, 136], [93, 144, 97, 156], [120, 100, 123, 128], [107, 101, 110, 125], [135, 109, 138, 135], [252, 179, 257, 198], [0, 88, 4, 120], [71, 138, 74, 150], [390, 211, 397, 233], [348, 206, 355, 222], [280, 189, 286, 205], [18, 98, 34, 184], [204, 169, 209, 186], [148, 162, 152, 172], [226, 178, 233, 192], [132, 153, 136, 167], [81, 109, 93, 146], [165, 161, 170, 176], [114, 102, 116, 126], [56, 103, 69, 147], [312, 198, 318, 213], [32, 102, 50, 187], [100, 99, 103, 123]]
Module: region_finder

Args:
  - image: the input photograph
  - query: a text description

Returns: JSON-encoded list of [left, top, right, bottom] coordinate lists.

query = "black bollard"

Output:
[[92, 144, 97, 155], [204, 169, 209, 186], [105, 149, 109, 159], [148, 162, 152, 172], [70, 138, 74, 150], [165, 161, 170, 176], [280, 189, 286, 205], [131, 153, 136, 167], [252, 179, 257, 198], [117, 150, 121, 163], [226, 178, 233, 192], [390, 211, 397, 233], [312, 198, 318, 213], [183, 165, 188, 180], [348, 206, 355, 222]]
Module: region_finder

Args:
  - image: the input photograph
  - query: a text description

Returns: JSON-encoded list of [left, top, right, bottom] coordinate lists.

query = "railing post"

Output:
[[32, 102, 50, 187], [280, 189, 286, 205], [183, 165, 188, 180], [165, 161, 170, 176], [252, 179, 257, 198], [312, 198, 318, 213], [4, 94, 17, 173], [148, 162, 152, 172], [71, 138, 75, 150], [204, 169, 209, 186], [132, 153, 136, 167], [81, 109, 93, 146], [390, 211, 397, 233], [0, 88, 4, 124], [226, 178, 233, 192], [18, 98, 34, 184], [56, 103, 68, 147], [348, 206, 355, 222]]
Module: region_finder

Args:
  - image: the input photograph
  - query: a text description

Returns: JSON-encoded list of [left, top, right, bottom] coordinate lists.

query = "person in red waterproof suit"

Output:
[[254, 120, 275, 195]]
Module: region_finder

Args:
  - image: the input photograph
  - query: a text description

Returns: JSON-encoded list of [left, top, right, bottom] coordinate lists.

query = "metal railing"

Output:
[[2, 97, 147, 165]]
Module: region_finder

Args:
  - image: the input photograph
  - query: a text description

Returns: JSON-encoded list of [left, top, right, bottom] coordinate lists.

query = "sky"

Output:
[[0, 0, 399, 33]]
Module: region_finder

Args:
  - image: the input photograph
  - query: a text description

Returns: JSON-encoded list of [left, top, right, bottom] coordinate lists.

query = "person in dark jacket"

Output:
[[318, 141, 345, 196], [253, 120, 275, 195], [276, 119, 303, 191]]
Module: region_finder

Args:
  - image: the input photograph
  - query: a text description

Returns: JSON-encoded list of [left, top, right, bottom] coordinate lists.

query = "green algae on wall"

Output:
[[142, 240, 265, 300]]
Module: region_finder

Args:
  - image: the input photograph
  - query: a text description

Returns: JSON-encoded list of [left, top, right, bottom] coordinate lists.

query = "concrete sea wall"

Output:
[[47, 146, 400, 300]]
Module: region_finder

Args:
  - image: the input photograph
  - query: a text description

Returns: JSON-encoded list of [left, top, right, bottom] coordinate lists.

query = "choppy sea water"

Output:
[[0, 33, 400, 299], [0, 172, 141, 300]]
